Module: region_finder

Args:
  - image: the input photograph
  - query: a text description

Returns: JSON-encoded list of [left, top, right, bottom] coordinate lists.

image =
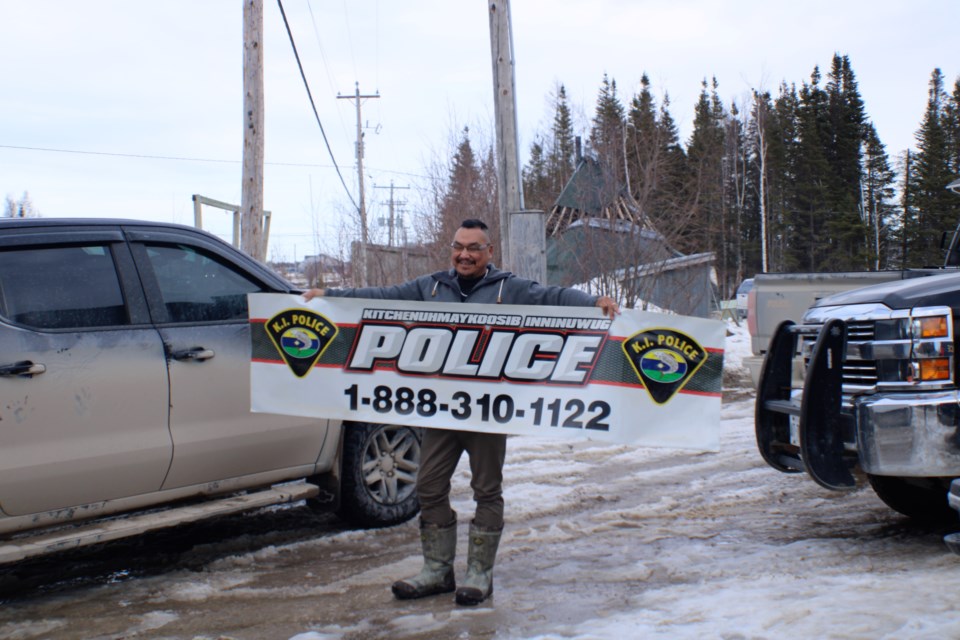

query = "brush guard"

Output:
[[755, 318, 857, 490]]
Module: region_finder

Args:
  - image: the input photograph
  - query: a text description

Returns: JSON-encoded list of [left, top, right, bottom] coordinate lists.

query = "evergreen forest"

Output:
[[428, 55, 960, 299]]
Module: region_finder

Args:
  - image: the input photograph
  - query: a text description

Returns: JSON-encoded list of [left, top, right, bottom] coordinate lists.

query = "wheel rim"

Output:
[[360, 426, 420, 505]]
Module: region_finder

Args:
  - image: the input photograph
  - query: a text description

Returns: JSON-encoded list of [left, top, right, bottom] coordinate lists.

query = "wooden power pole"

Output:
[[489, 0, 544, 281], [375, 181, 410, 247], [241, 0, 266, 261], [338, 83, 380, 286]]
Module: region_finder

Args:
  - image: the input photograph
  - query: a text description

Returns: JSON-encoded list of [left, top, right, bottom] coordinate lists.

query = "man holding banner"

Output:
[[303, 218, 619, 606]]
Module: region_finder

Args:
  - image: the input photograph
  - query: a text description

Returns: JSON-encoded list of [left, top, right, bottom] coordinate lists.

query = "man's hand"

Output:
[[596, 296, 620, 318], [302, 288, 325, 301]]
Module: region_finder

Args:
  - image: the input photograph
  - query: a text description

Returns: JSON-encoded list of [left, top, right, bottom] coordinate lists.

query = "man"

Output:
[[303, 219, 619, 605]]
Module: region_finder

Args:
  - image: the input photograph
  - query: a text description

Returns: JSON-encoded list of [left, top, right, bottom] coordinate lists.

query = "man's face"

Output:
[[450, 227, 493, 279]]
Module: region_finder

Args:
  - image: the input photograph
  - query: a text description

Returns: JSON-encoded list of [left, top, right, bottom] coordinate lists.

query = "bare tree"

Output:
[[414, 124, 500, 273], [751, 91, 771, 272], [3, 192, 39, 218]]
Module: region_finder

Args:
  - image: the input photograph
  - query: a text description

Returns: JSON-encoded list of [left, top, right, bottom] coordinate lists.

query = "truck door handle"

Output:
[[0, 361, 47, 377], [171, 348, 215, 362]]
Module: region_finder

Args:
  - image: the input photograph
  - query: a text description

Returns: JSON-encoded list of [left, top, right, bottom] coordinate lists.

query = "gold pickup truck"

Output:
[[0, 218, 421, 563]]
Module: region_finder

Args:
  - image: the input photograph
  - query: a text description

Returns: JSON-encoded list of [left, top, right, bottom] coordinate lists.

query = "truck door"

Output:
[[127, 233, 328, 490], [0, 233, 171, 515]]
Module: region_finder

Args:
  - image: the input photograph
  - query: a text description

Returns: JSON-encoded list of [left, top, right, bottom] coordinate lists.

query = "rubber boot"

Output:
[[391, 517, 457, 600], [455, 523, 502, 606]]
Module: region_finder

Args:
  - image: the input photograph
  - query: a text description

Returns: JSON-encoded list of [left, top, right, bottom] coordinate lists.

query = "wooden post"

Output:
[[488, 0, 524, 274], [241, 0, 265, 261], [510, 210, 546, 283], [192, 194, 203, 230], [192, 194, 270, 250]]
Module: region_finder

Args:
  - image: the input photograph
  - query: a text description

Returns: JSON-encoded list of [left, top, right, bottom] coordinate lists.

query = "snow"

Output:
[[720, 317, 751, 372], [5, 319, 960, 640]]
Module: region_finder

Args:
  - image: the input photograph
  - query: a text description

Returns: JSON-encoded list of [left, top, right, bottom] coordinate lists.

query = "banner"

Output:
[[249, 294, 725, 451]]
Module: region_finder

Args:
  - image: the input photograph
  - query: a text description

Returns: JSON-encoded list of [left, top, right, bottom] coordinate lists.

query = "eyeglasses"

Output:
[[450, 242, 490, 254]]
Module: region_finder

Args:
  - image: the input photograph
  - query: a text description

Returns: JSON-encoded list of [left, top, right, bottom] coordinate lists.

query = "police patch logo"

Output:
[[639, 349, 687, 383], [265, 308, 338, 378], [622, 328, 708, 404], [280, 327, 321, 359]]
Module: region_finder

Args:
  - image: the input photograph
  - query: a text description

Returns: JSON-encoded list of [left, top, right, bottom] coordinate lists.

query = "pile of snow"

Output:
[[721, 318, 751, 374]]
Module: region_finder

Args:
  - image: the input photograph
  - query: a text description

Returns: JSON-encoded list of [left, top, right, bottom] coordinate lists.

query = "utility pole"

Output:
[[488, 0, 521, 270], [338, 82, 380, 286], [489, 0, 542, 281], [375, 181, 410, 247], [241, 0, 266, 261]]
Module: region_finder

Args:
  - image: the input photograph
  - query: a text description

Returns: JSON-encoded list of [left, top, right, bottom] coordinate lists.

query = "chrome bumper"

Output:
[[856, 390, 960, 476]]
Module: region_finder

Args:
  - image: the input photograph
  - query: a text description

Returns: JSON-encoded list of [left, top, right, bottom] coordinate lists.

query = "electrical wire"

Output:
[[276, 0, 359, 213], [0, 143, 330, 168], [0, 143, 428, 179], [305, 0, 351, 138]]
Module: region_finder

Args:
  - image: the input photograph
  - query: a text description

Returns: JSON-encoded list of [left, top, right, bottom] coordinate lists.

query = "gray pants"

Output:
[[417, 429, 507, 530]]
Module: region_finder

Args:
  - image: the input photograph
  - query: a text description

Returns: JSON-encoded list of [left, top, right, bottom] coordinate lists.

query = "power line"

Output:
[[276, 0, 358, 212], [0, 143, 429, 179], [305, 0, 351, 139], [0, 143, 237, 165]]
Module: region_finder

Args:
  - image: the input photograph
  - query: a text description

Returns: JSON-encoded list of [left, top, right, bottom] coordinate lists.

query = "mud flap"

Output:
[[799, 318, 856, 490], [755, 320, 804, 473], [306, 424, 344, 512]]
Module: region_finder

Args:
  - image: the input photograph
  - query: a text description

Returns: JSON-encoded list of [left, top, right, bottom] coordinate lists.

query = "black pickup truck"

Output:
[[0, 218, 420, 564], [756, 269, 960, 524]]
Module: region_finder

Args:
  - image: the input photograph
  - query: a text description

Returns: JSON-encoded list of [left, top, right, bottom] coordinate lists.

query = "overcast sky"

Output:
[[2, 1, 958, 262]]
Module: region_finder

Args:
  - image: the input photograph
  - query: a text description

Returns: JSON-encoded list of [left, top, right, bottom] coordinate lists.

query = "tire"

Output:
[[866, 474, 958, 523], [336, 422, 422, 527]]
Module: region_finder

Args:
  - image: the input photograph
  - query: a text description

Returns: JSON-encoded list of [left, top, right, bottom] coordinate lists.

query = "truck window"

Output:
[[144, 243, 264, 323], [0, 244, 127, 329]]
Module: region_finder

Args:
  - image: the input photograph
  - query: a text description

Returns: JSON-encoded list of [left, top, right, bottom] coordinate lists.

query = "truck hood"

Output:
[[811, 270, 960, 310]]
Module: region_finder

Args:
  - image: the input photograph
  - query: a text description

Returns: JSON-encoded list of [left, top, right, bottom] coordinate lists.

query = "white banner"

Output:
[[249, 294, 725, 451]]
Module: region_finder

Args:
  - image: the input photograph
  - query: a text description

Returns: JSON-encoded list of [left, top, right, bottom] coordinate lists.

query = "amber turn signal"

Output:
[[919, 358, 951, 381], [915, 316, 949, 338]]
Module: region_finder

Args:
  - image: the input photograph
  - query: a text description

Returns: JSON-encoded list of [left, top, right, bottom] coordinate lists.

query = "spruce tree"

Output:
[[588, 73, 626, 182], [769, 82, 802, 271], [909, 69, 959, 266], [861, 123, 897, 269], [946, 77, 960, 177], [520, 82, 578, 215], [651, 94, 689, 230], [685, 78, 727, 256], [791, 66, 833, 271], [626, 74, 661, 210], [436, 127, 495, 253], [820, 54, 870, 269], [549, 83, 577, 194], [522, 137, 551, 213]]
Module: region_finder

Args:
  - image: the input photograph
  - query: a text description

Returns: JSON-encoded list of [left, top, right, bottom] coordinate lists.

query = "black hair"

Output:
[[460, 219, 488, 231]]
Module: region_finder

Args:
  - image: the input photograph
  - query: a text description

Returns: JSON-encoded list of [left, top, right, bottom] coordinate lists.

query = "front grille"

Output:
[[803, 320, 877, 391], [842, 320, 877, 389], [845, 320, 875, 341]]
